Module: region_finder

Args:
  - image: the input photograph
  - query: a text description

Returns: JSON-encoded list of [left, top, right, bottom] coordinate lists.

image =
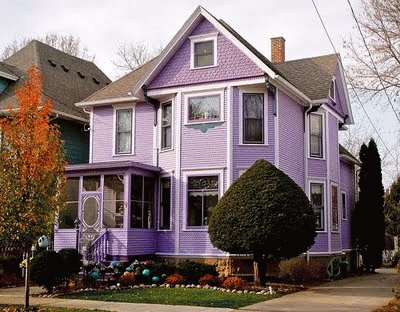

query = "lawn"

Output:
[[0, 305, 108, 312], [63, 287, 279, 309]]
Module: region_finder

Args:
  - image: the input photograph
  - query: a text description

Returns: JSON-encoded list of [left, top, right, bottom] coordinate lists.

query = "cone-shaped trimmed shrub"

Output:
[[208, 159, 316, 284]]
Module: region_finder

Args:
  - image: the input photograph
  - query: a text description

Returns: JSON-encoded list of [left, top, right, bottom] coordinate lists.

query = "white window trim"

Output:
[[341, 190, 347, 221], [190, 32, 218, 70], [182, 168, 224, 231], [183, 89, 225, 125], [308, 111, 326, 160], [112, 104, 135, 156], [159, 97, 174, 153], [309, 179, 327, 233], [238, 88, 269, 146], [331, 182, 340, 233], [329, 76, 336, 102], [158, 174, 173, 231]]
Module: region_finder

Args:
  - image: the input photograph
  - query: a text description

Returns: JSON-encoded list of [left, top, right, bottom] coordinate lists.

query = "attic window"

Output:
[[77, 72, 85, 79], [190, 33, 218, 69], [48, 60, 57, 67], [92, 78, 100, 84], [329, 76, 336, 102], [61, 65, 69, 72]]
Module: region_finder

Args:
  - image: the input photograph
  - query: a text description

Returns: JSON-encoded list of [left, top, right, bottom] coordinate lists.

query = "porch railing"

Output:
[[90, 229, 108, 263]]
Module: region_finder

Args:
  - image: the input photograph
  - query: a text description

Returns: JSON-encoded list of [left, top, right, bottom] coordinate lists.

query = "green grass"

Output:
[[62, 287, 279, 309], [0, 304, 108, 312]]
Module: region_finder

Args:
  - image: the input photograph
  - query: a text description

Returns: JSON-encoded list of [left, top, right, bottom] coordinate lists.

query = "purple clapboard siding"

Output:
[[309, 233, 329, 253], [278, 91, 305, 189], [340, 160, 355, 250], [54, 229, 76, 251], [232, 87, 275, 180], [331, 232, 341, 252], [148, 18, 263, 90], [91, 103, 154, 164]]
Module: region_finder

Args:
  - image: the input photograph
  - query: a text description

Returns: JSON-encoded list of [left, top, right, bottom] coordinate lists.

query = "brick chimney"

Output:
[[271, 37, 285, 63]]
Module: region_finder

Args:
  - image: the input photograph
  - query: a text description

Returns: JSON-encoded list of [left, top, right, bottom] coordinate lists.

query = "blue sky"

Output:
[[1, 0, 397, 186]]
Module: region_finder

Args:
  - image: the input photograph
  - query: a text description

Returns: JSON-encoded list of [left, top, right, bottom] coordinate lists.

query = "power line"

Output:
[[346, 0, 400, 124], [311, 0, 397, 163]]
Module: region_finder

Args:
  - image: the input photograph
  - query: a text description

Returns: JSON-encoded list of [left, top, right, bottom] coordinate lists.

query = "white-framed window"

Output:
[[310, 182, 325, 231], [331, 184, 339, 232], [159, 176, 171, 230], [240, 92, 267, 144], [184, 89, 224, 124], [190, 33, 218, 69], [183, 169, 223, 230], [114, 106, 134, 155], [103, 175, 124, 229], [59, 177, 80, 229], [329, 76, 336, 101], [161, 101, 172, 150], [130, 175, 154, 229], [309, 113, 324, 158], [341, 191, 347, 220]]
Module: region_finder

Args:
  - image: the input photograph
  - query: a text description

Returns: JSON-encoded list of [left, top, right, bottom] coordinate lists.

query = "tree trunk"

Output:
[[24, 251, 30, 310], [253, 253, 266, 286]]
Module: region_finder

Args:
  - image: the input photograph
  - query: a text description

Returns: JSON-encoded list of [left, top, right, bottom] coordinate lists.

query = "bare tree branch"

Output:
[[112, 41, 161, 78], [1, 33, 95, 61]]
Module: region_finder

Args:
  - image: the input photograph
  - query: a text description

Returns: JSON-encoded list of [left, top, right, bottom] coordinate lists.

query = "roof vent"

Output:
[[92, 78, 100, 84], [77, 71, 85, 79], [48, 60, 57, 67], [61, 65, 69, 72]]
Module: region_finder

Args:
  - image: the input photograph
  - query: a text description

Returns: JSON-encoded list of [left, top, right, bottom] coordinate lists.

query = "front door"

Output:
[[81, 194, 101, 249]]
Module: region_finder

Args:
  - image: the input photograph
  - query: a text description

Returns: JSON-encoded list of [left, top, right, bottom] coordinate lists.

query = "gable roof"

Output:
[[274, 54, 338, 101], [77, 6, 353, 124], [0, 40, 111, 121]]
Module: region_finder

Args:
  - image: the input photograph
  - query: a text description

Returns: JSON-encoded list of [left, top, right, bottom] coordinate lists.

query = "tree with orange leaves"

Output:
[[0, 66, 66, 308]]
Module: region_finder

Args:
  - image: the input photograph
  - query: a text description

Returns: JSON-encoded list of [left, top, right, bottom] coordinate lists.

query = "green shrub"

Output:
[[58, 248, 82, 284], [279, 257, 326, 284], [0, 256, 21, 275], [222, 276, 246, 290], [177, 261, 217, 284], [30, 250, 63, 293]]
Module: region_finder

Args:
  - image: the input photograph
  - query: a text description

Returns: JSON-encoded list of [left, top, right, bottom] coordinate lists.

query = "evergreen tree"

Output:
[[208, 159, 316, 285], [353, 139, 385, 270], [384, 176, 400, 237]]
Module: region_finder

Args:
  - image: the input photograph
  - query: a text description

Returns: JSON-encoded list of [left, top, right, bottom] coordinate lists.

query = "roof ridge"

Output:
[[277, 53, 339, 64]]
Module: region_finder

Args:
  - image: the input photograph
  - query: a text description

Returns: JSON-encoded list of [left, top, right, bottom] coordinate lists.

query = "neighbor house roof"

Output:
[[274, 54, 338, 101], [0, 40, 111, 121]]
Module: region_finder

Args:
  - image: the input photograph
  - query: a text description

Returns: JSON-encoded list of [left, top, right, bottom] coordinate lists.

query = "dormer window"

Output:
[[329, 76, 336, 102], [190, 33, 218, 69]]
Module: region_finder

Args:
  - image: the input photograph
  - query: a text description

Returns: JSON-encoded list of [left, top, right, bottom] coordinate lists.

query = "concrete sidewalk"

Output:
[[241, 268, 399, 312], [0, 268, 397, 312]]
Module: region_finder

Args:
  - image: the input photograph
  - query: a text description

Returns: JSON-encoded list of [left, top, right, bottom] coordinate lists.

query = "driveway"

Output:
[[241, 268, 398, 312], [0, 268, 397, 312]]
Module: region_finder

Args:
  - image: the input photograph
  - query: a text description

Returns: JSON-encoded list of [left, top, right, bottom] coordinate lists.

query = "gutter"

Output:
[[75, 96, 141, 108], [0, 70, 19, 81]]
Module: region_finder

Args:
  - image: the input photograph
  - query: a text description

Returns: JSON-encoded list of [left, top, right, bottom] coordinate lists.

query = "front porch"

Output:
[[54, 161, 161, 261]]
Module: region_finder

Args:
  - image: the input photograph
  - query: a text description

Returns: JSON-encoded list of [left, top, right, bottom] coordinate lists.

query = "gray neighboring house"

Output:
[[0, 40, 111, 164]]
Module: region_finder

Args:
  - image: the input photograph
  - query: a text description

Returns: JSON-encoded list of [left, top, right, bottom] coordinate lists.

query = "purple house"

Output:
[[54, 7, 359, 273]]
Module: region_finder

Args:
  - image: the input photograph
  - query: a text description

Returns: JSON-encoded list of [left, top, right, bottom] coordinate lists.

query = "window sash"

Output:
[[161, 102, 172, 149], [160, 177, 171, 230], [310, 183, 324, 230], [194, 40, 214, 68], [116, 109, 132, 154], [130, 175, 154, 229], [187, 176, 219, 227], [342, 192, 347, 220], [243, 93, 264, 144], [310, 114, 323, 157], [188, 95, 220, 122], [331, 186, 339, 231]]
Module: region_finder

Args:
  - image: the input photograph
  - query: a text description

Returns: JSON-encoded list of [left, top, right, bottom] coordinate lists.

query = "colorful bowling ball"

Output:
[[111, 261, 119, 268], [151, 276, 160, 283], [91, 271, 100, 280]]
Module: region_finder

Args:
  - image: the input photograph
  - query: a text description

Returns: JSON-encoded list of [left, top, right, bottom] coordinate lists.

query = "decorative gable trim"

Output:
[[336, 58, 354, 124]]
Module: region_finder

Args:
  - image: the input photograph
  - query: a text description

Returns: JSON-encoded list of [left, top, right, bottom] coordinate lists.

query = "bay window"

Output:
[[331, 185, 339, 231], [310, 183, 324, 230]]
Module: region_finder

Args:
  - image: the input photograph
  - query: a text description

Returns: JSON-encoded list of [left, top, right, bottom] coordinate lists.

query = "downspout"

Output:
[[49, 113, 59, 122]]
